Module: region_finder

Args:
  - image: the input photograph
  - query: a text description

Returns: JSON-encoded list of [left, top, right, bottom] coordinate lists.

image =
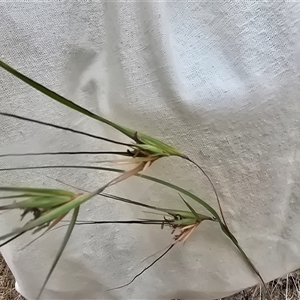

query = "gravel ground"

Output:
[[0, 256, 23, 300]]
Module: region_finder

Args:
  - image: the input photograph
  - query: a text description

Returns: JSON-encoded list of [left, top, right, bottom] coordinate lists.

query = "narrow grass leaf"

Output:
[[0, 189, 101, 241], [0, 197, 70, 210], [185, 157, 227, 226], [37, 206, 79, 299], [0, 60, 134, 136], [75, 220, 165, 226], [0, 187, 74, 197], [101, 193, 213, 222], [178, 194, 200, 221], [0, 194, 32, 200]]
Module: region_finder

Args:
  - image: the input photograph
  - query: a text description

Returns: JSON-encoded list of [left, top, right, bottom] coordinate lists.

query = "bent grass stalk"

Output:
[[0, 59, 270, 299]]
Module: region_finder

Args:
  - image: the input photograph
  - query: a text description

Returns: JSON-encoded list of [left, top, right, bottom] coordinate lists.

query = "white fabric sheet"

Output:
[[0, 2, 300, 299]]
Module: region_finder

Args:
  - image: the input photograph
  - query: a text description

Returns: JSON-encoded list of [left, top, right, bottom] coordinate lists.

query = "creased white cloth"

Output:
[[1, 2, 300, 299]]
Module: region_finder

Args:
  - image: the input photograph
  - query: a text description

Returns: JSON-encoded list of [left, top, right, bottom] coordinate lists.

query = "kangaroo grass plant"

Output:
[[0, 59, 270, 299]]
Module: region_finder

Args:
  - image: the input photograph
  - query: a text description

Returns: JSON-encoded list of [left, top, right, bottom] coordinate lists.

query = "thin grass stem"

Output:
[[0, 151, 131, 158], [0, 112, 132, 147], [108, 244, 175, 291], [185, 157, 227, 227], [0, 232, 26, 247]]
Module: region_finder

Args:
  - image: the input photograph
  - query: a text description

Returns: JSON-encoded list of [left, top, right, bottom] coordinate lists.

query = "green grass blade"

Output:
[[37, 206, 79, 299], [134, 135, 185, 157], [101, 193, 166, 211], [0, 194, 33, 200], [185, 157, 228, 226], [0, 189, 102, 241], [101, 193, 213, 222], [0, 197, 70, 210], [178, 194, 200, 221], [137, 172, 224, 224], [0, 187, 74, 197], [232, 240, 271, 299], [0, 60, 134, 137]]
